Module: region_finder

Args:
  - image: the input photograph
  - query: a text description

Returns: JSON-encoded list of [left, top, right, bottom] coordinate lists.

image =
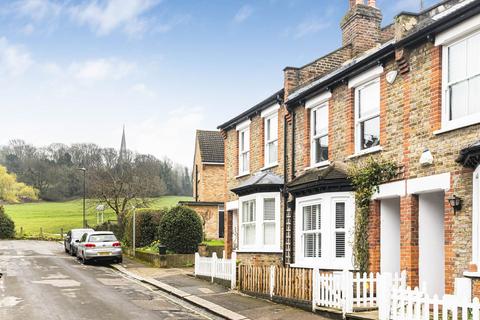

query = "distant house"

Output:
[[179, 130, 226, 240]]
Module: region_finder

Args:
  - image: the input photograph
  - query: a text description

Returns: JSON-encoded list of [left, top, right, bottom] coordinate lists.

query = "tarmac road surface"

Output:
[[0, 240, 221, 320]]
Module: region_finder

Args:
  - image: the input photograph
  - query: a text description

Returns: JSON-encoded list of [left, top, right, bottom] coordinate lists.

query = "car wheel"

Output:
[[65, 247, 69, 254], [71, 248, 76, 256], [117, 257, 123, 264], [81, 254, 87, 265]]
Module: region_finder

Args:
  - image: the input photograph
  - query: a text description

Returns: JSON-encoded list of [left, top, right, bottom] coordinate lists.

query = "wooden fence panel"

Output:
[[239, 264, 312, 302]]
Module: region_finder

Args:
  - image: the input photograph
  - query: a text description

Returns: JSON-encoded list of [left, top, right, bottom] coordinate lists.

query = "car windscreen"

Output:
[[88, 234, 117, 242], [72, 230, 92, 239]]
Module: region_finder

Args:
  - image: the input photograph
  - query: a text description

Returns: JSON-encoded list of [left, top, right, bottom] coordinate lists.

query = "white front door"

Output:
[[419, 192, 445, 296], [380, 198, 400, 274]]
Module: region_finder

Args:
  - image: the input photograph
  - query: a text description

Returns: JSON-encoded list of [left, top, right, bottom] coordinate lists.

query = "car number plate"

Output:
[[98, 252, 111, 256]]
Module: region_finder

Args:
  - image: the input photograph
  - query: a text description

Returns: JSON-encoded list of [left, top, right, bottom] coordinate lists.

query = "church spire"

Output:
[[119, 125, 127, 161]]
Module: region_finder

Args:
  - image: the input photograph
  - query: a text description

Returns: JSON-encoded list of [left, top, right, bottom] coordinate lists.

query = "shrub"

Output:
[[158, 206, 202, 254], [0, 206, 15, 239], [125, 209, 165, 247], [93, 221, 122, 240]]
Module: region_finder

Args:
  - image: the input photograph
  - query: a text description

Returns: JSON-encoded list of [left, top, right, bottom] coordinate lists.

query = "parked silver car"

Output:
[[76, 231, 122, 264], [64, 228, 94, 256]]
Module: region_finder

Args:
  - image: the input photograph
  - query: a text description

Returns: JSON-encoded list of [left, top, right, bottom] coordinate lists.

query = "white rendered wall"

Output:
[[380, 198, 401, 274], [419, 192, 445, 296]]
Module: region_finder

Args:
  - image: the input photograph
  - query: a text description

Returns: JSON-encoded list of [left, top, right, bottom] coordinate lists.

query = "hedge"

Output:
[[125, 208, 165, 247], [0, 206, 15, 239]]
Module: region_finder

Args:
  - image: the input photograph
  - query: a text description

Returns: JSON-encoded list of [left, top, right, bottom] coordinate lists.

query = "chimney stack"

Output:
[[341, 0, 382, 56]]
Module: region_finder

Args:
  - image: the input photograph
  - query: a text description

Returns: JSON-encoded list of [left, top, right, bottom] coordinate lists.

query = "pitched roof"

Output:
[[196, 130, 224, 164], [231, 171, 284, 196], [287, 162, 352, 196], [217, 89, 284, 130]]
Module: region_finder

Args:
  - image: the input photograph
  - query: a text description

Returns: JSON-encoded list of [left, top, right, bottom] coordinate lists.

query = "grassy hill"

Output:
[[3, 196, 191, 236]]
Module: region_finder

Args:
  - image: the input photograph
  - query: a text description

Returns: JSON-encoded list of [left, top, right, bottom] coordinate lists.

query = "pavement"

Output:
[[0, 240, 221, 320], [114, 255, 328, 320]]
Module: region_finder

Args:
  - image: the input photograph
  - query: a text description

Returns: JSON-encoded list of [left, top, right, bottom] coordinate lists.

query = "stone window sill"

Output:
[[235, 172, 250, 179], [346, 146, 382, 160], [261, 163, 278, 171]]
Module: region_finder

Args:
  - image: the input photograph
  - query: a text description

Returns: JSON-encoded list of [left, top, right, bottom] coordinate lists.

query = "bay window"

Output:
[[294, 192, 354, 269], [355, 78, 380, 152], [238, 192, 281, 252]]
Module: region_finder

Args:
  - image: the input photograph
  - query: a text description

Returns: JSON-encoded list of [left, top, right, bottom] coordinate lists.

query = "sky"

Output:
[[0, 0, 439, 166]]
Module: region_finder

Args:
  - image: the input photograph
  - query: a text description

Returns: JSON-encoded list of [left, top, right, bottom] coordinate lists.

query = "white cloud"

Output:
[[129, 108, 205, 166], [130, 83, 156, 97], [0, 37, 33, 77], [70, 0, 161, 36], [154, 14, 191, 33], [15, 0, 63, 21], [21, 23, 35, 35], [293, 19, 330, 38], [69, 58, 136, 82], [233, 5, 253, 23]]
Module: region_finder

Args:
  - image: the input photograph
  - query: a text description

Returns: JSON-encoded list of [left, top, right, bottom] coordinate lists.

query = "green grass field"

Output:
[[3, 196, 191, 236]]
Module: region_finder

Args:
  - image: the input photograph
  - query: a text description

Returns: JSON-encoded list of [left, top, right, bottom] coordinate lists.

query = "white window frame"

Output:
[[310, 102, 329, 166], [439, 29, 480, 132], [354, 78, 381, 153], [237, 192, 281, 253], [292, 192, 355, 270], [263, 113, 278, 168], [237, 125, 250, 176]]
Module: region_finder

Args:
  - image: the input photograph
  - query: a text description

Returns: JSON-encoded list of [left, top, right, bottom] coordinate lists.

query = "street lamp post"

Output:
[[77, 168, 87, 228]]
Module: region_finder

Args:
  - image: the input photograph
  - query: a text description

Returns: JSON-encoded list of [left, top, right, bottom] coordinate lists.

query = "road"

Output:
[[0, 240, 222, 320]]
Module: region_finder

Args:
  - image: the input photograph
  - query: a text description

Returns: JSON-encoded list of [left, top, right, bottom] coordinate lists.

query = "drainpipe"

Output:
[[289, 110, 296, 264], [282, 114, 288, 267], [195, 164, 199, 202]]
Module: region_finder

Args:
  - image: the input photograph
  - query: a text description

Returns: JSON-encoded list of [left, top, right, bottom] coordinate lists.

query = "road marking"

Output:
[[0, 296, 23, 307], [32, 279, 81, 288]]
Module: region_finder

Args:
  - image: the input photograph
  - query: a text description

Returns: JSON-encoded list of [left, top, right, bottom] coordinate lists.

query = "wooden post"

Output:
[[211, 252, 217, 283], [231, 252, 237, 289], [60, 228, 64, 239], [20, 227, 23, 237], [40, 227, 43, 239]]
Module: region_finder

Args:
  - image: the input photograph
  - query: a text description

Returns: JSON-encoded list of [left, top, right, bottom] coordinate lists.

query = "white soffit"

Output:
[[348, 65, 384, 88], [407, 172, 451, 195], [435, 12, 480, 45], [226, 200, 238, 211], [236, 119, 251, 131], [305, 91, 332, 109], [372, 180, 406, 199], [260, 103, 280, 118]]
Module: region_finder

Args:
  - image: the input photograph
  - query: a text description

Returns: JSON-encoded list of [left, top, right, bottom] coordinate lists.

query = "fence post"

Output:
[[269, 265, 275, 298], [40, 227, 43, 239], [231, 252, 237, 289], [60, 228, 64, 239], [194, 253, 199, 276], [20, 227, 23, 237], [378, 272, 393, 320], [342, 269, 353, 315], [211, 252, 217, 283], [312, 268, 319, 312]]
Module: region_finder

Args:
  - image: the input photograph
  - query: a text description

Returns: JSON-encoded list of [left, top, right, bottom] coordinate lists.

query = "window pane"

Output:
[[264, 198, 275, 221], [244, 224, 255, 245], [303, 206, 313, 231], [335, 232, 345, 258], [242, 200, 255, 222], [304, 233, 316, 258], [268, 141, 278, 164], [360, 116, 380, 150], [468, 33, 480, 77], [314, 135, 328, 163], [263, 222, 275, 245], [241, 152, 249, 172], [317, 233, 322, 258], [335, 202, 345, 229], [450, 81, 468, 120], [316, 204, 321, 230], [468, 75, 480, 116], [449, 40, 467, 83], [314, 105, 328, 135], [358, 81, 380, 118], [270, 115, 278, 140]]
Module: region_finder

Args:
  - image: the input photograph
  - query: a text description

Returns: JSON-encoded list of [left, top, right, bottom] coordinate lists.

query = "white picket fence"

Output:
[[194, 252, 237, 289], [388, 284, 480, 320], [312, 268, 407, 316]]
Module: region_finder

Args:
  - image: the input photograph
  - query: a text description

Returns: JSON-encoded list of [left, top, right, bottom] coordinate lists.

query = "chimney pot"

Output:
[[368, 0, 376, 7], [349, 0, 364, 8]]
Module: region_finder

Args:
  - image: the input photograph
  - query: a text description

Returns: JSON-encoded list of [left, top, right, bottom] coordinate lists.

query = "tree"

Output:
[[0, 165, 38, 203], [87, 150, 164, 234]]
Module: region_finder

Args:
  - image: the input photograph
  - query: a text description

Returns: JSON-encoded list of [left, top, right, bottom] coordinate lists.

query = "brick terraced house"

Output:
[[179, 130, 226, 240], [216, 0, 480, 298]]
